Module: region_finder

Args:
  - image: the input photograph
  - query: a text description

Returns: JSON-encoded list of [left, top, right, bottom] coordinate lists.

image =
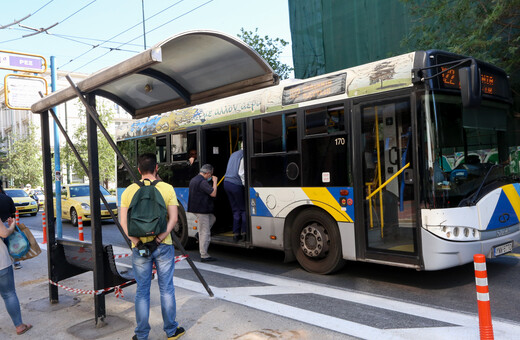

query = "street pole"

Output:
[[141, 0, 147, 50], [51, 56, 62, 238]]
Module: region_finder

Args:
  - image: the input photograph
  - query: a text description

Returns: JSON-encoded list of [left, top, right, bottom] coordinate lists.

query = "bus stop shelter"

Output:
[[31, 30, 278, 325]]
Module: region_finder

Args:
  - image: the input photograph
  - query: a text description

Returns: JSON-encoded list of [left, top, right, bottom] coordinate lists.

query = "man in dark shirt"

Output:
[[188, 164, 217, 262]]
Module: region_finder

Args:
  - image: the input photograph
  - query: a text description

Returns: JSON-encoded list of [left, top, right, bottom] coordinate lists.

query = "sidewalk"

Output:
[[0, 244, 349, 340]]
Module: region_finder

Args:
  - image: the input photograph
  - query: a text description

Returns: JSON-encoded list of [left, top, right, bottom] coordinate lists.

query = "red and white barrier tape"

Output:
[[48, 255, 188, 298], [66, 253, 176, 262], [49, 279, 135, 298]]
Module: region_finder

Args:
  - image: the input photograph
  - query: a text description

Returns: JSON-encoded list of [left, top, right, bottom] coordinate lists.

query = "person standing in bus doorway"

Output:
[[187, 149, 200, 180], [224, 149, 247, 242], [188, 164, 218, 262], [120, 153, 185, 340]]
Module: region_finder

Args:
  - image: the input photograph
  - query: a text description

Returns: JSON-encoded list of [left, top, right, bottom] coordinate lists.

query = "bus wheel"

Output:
[[172, 206, 196, 250], [292, 210, 345, 274]]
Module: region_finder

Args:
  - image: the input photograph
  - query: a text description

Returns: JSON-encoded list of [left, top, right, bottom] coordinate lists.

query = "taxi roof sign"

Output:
[[0, 50, 46, 73]]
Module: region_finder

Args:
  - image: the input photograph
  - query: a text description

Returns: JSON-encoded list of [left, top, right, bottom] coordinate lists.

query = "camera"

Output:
[[136, 241, 150, 257]]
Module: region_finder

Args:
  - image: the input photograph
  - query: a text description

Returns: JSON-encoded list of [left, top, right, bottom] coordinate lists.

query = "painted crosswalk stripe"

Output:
[[174, 261, 520, 340]]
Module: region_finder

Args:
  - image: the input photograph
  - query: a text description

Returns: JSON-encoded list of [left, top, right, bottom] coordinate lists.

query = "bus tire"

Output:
[[291, 209, 345, 274], [171, 205, 196, 250]]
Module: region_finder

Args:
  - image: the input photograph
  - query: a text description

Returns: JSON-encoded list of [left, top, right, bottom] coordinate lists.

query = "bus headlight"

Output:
[[425, 225, 480, 241]]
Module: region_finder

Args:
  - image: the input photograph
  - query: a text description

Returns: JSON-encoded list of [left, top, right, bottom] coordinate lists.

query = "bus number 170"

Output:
[[335, 137, 345, 145]]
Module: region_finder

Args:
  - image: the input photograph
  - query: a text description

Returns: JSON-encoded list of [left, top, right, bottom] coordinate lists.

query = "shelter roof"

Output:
[[31, 30, 278, 119]]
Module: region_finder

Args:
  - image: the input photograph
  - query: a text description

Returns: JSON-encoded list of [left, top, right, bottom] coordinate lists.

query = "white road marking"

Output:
[[30, 229, 520, 339], [174, 261, 520, 340]]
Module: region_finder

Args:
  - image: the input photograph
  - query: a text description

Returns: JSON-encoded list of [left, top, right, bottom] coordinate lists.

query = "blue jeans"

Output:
[[0, 265, 23, 327], [224, 181, 247, 235], [132, 243, 178, 340]]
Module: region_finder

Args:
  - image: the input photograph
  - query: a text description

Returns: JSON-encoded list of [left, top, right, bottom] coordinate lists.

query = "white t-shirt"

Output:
[[0, 237, 12, 270]]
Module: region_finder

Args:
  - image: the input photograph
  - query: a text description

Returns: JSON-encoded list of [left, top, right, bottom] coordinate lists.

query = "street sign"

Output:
[[0, 50, 46, 73], [4, 74, 48, 110]]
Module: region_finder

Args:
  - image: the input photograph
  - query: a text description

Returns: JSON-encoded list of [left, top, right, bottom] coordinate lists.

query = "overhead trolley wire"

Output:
[[59, 0, 97, 25], [68, 0, 216, 73], [0, 0, 95, 43], [61, 0, 188, 71]]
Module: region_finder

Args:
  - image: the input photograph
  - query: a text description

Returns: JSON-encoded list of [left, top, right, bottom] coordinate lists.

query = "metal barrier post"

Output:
[[78, 216, 84, 241], [474, 254, 494, 340], [42, 212, 47, 244], [15, 210, 19, 226]]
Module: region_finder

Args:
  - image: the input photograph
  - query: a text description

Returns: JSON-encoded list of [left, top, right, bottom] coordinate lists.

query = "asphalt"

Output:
[[0, 241, 351, 340]]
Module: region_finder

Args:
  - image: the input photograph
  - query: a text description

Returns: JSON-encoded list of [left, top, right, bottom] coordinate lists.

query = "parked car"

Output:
[[33, 189, 45, 209], [55, 184, 118, 227], [4, 189, 38, 216]]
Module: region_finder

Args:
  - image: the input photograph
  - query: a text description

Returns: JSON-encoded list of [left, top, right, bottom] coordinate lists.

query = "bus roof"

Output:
[[116, 52, 416, 141], [31, 30, 278, 119]]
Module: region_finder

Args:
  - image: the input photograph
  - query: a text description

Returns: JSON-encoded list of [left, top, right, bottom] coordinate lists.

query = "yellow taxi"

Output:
[[4, 188, 39, 216], [33, 189, 45, 209], [56, 184, 118, 227]]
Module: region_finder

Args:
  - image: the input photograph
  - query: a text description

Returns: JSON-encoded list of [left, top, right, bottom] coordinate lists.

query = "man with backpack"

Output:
[[120, 153, 185, 340]]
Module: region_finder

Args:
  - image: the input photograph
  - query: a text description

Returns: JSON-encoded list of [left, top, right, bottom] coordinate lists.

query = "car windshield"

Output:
[[33, 190, 43, 195], [69, 185, 111, 197], [5, 189, 28, 197]]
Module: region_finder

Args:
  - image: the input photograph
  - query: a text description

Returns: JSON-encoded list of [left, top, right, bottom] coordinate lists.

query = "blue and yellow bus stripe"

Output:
[[302, 187, 353, 222]]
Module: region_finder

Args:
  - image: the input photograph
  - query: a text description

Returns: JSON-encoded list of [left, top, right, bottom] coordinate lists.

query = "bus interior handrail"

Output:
[[366, 163, 410, 200]]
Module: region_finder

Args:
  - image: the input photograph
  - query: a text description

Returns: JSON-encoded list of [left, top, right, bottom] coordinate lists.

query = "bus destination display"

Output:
[[438, 66, 508, 98]]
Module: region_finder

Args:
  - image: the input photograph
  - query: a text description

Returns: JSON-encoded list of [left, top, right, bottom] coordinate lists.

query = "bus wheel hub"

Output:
[[299, 223, 329, 258]]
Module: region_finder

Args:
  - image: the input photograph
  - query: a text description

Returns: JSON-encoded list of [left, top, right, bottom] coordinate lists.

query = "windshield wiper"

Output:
[[469, 163, 505, 205]]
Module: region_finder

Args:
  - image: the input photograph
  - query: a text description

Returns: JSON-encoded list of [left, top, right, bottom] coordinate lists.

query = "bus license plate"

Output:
[[493, 241, 513, 256]]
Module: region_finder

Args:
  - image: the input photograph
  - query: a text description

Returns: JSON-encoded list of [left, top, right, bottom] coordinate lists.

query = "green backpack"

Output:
[[127, 179, 167, 237]]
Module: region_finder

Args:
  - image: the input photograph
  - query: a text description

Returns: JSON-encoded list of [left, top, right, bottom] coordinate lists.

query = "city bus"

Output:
[[116, 50, 520, 274]]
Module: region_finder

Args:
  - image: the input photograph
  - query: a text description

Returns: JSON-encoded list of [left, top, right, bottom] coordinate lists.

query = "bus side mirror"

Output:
[[459, 60, 481, 108]]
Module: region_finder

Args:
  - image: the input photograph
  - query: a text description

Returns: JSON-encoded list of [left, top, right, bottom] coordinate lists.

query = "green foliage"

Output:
[[62, 101, 116, 187], [238, 28, 293, 79], [4, 124, 43, 187], [401, 0, 520, 112]]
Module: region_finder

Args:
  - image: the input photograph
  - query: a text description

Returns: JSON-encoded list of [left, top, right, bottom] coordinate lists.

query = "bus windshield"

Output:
[[422, 93, 520, 208]]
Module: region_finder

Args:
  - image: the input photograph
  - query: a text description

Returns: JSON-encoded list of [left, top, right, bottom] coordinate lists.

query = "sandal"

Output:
[[16, 324, 32, 335]]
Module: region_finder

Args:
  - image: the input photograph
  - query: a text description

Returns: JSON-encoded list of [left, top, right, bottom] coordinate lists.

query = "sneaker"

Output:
[[200, 257, 217, 262], [168, 327, 186, 340], [233, 235, 242, 242], [14, 262, 22, 270]]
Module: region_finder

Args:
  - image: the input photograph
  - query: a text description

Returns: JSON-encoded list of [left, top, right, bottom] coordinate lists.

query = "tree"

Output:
[[238, 28, 293, 79], [400, 0, 520, 113], [4, 124, 43, 187], [62, 101, 116, 188]]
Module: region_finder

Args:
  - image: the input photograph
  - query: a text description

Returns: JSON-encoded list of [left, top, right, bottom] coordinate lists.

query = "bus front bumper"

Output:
[[420, 225, 520, 271]]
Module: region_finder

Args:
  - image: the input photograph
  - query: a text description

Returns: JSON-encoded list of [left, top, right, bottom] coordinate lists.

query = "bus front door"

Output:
[[355, 98, 419, 264], [201, 123, 246, 240]]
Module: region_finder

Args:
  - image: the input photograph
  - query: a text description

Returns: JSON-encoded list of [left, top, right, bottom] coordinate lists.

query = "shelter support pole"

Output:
[[38, 92, 132, 248], [40, 109, 59, 303], [86, 93, 106, 325], [65, 76, 214, 297]]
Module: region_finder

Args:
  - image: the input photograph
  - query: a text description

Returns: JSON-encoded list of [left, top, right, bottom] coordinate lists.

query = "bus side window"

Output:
[[253, 115, 283, 153], [156, 135, 167, 163], [285, 113, 298, 151], [137, 137, 156, 156], [305, 106, 345, 135], [171, 133, 187, 161]]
